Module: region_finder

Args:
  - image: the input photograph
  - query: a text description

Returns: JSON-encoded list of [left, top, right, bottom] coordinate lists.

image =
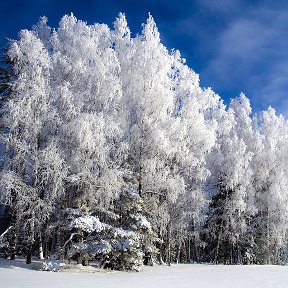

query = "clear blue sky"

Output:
[[1, 0, 288, 115]]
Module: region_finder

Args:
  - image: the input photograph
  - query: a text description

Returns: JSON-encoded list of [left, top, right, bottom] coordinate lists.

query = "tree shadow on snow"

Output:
[[0, 257, 43, 271]]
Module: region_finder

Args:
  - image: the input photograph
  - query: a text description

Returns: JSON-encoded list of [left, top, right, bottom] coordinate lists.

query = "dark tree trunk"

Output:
[[43, 231, 49, 259], [138, 164, 143, 197], [8, 230, 16, 260], [166, 224, 171, 266], [26, 242, 34, 264], [187, 238, 191, 263]]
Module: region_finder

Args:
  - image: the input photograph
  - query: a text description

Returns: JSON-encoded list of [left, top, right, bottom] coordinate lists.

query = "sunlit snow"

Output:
[[0, 259, 288, 288]]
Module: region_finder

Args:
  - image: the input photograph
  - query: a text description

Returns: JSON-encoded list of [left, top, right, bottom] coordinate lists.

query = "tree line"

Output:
[[0, 13, 288, 271]]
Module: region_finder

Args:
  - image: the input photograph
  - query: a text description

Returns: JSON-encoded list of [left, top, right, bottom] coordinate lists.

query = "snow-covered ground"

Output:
[[1, 258, 288, 288]]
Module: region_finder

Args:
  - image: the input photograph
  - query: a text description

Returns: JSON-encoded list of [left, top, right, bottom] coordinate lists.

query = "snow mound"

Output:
[[42, 260, 66, 272]]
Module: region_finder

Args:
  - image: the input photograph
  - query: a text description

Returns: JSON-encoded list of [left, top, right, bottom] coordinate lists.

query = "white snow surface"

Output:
[[1, 258, 288, 288]]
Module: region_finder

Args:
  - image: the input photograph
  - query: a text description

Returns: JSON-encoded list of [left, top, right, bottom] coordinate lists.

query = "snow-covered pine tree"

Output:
[[114, 13, 178, 264]]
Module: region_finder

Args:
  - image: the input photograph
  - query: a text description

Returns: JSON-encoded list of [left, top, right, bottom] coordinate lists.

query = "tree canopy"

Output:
[[1, 13, 288, 270]]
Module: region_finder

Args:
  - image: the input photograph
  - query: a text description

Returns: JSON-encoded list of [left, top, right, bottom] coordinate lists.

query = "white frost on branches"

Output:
[[68, 216, 104, 233]]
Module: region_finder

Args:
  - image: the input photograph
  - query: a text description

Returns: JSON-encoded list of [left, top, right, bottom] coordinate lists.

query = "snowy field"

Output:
[[1, 259, 288, 288]]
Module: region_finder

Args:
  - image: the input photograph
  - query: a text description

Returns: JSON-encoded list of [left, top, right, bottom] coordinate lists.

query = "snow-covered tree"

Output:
[[1, 12, 288, 268], [205, 94, 256, 264], [251, 107, 288, 264], [0, 29, 66, 263]]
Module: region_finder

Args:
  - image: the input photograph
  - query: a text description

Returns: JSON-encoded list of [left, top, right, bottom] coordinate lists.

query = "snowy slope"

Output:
[[1, 259, 288, 288]]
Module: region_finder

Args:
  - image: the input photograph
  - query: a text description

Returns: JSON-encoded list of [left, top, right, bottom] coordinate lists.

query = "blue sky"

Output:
[[1, 0, 288, 115]]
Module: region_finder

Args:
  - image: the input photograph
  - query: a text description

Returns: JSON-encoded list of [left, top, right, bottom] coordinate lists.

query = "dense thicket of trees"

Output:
[[1, 13, 288, 270]]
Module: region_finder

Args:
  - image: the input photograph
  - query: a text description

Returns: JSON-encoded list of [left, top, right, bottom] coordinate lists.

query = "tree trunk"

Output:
[[176, 242, 181, 264], [8, 229, 16, 260], [138, 164, 143, 197], [215, 226, 223, 264], [77, 253, 82, 264], [38, 234, 44, 259], [166, 224, 171, 266], [26, 242, 34, 264], [9, 195, 17, 260], [26, 224, 35, 264], [43, 231, 49, 259], [187, 237, 191, 263], [54, 225, 61, 253], [159, 240, 165, 264], [267, 208, 271, 264]]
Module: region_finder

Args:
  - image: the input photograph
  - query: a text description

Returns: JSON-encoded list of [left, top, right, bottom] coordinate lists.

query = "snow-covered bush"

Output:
[[42, 260, 66, 272]]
